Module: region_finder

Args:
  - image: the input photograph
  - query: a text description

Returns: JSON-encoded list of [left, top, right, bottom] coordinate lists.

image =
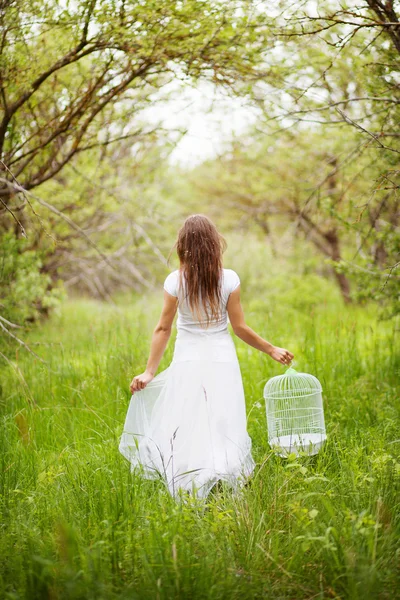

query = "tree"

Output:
[[188, 127, 366, 301], [0, 0, 272, 354], [204, 0, 400, 309], [0, 0, 268, 199]]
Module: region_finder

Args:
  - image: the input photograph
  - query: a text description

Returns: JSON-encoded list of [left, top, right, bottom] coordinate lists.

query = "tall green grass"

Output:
[[1, 271, 399, 599]]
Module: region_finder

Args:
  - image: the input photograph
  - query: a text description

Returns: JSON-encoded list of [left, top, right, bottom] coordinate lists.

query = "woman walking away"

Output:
[[119, 215, 294, 500]]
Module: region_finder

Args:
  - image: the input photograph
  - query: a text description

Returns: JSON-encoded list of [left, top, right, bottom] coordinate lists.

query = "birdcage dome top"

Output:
[[263, 367, 322, 399]]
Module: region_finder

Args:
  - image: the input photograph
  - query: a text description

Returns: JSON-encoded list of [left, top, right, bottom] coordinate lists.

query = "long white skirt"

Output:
[[119, 328, 255, 499]]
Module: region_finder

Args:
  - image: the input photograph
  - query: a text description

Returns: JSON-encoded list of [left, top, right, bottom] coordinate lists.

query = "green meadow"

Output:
[[1, 240, 399, 600]]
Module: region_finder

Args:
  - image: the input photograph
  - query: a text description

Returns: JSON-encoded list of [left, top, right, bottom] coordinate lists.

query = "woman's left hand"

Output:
[[269, 346, 294, 365], [129, 370, 154, 394]]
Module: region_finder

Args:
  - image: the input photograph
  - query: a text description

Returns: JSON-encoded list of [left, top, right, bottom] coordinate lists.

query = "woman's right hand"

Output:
[[129, 370, 154, 394], [269, 346, 294, 365]]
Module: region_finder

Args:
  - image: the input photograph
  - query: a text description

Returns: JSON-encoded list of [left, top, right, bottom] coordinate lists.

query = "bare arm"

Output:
[[130, 290, 178, 394], [227, 286, 294, 365]]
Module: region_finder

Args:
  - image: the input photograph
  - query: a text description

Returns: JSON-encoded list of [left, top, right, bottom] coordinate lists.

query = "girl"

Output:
[[119, 215, 294, 499]]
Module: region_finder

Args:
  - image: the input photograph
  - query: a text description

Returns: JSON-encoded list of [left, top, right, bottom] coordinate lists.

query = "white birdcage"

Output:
[[263, 366, 327, 457]]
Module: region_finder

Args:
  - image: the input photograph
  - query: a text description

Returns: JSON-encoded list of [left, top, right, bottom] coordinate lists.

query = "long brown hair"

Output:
[[170, 214, 227, 327]]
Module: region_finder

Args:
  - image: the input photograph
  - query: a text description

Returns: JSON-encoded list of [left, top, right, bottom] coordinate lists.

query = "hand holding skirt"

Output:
[[119, 329, 255, 499]]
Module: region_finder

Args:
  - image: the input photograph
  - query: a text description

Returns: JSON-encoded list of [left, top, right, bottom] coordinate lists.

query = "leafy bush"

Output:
[[0, 233, 65, 351]]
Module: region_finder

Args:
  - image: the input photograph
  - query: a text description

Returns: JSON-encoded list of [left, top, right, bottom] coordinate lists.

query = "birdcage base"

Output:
[[269, 433, 327, 457]]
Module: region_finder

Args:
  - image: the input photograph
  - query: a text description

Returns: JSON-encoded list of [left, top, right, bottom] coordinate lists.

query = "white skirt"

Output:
[[119, 328, 256, 499]]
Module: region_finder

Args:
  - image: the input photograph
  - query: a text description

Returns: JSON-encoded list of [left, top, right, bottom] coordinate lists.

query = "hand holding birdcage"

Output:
[[268, 346, 294, 365]]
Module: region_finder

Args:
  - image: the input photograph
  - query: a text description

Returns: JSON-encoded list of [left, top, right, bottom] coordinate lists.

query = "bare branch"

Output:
[[335, 108, 400, 154], [0, 186, 27, 237], [22, 187, 117, 269], [381, 260, 400, 291], [0, 315, 24, 329], [0, 320, 46, 363]]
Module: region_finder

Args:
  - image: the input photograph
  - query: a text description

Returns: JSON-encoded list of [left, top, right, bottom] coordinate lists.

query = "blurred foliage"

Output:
[[254, 0, 400, 312], [185, 126, 399, 313], [180, 0, 400, 314], [0, 234, 65, 353]]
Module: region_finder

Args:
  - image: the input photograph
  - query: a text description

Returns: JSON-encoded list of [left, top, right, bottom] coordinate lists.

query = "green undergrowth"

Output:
[[0, 279, 399, 599]]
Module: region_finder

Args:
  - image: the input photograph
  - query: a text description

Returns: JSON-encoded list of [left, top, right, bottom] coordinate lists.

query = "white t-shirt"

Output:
[[164, 268, 240, 333]]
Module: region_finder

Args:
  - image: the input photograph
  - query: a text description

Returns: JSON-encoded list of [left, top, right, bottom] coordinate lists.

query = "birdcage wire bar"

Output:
[[264, 367, 327, 457]]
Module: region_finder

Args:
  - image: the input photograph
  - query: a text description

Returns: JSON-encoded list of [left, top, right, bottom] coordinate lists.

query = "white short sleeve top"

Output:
[[163, 268, 240, 333]]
